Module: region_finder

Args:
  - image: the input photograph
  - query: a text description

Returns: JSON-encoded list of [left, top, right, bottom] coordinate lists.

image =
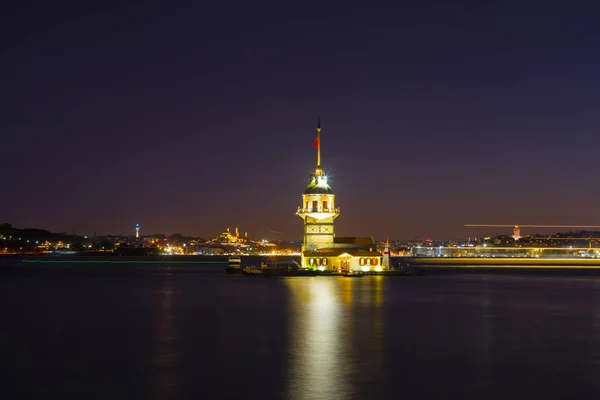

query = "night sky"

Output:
[[3, 1, 600, 241]]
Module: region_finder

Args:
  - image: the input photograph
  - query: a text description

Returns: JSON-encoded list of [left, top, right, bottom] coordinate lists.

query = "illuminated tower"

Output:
[[296, 118, 340, 267], [136, 223, 140, 238], [512, 224, 520, 241], [382, 240, 391, 268]]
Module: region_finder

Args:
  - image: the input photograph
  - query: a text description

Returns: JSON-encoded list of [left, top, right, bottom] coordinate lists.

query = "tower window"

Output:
[[323, 200, 328, 210], [312, 200, 318, 211]]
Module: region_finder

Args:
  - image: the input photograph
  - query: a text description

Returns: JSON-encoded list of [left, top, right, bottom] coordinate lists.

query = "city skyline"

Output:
[[3, 1, 600, 240]]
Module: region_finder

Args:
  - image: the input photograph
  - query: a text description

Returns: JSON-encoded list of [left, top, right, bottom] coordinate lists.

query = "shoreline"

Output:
[[403, 256, 600, 268]]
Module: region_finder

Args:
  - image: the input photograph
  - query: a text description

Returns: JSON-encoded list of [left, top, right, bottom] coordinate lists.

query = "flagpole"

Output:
[[317, 116, 321, 168]]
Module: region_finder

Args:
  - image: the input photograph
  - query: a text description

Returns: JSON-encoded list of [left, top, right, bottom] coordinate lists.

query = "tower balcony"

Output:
[[297, 207, 340, 215]]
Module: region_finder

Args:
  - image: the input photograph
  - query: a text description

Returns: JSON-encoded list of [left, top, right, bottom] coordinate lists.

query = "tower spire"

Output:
[[316, 116, 321, 170]]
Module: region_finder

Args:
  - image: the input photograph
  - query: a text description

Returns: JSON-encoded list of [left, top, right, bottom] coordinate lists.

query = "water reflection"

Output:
[[284, 277, 385, 400], [356, 276, 384, 383], [150, 272, 180, 400], [591, 280, 600, 394]]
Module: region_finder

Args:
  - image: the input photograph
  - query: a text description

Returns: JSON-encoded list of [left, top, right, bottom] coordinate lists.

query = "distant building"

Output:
[[513, 224, 521, 241], [296, 119, 384, 272], [214, 227, 243, 244]]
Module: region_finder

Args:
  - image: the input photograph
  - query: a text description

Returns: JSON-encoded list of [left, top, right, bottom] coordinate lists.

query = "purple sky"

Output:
[[3, 1, 600, 241]]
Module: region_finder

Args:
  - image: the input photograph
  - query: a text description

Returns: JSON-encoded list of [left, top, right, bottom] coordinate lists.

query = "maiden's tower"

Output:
[[296, 119, 384, 272]]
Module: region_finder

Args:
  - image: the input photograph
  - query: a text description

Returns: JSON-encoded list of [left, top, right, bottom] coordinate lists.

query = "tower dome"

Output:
[[304, 170, 334, 195]]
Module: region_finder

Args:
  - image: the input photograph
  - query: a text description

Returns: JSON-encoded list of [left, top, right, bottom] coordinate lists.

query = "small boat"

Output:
[[261, 261, 319, 277], [242, 267, 264, 276], [342, 271, 364, 277], [228, 255, 242, 264]]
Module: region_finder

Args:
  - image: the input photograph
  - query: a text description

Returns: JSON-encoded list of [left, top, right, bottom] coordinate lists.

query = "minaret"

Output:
[[136, 223, 140, 238], [297, 118, 340, 268]]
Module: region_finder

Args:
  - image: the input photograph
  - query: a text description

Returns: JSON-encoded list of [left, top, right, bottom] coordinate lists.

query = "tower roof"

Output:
[[304, 171, 334, 195]]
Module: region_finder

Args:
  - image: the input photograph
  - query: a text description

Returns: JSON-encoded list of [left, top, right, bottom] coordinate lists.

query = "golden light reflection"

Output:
[[284, 277, 386, 400], [372, 275, 383, 306], [340, 276, 353, 305], [285, 278, 354, 400]]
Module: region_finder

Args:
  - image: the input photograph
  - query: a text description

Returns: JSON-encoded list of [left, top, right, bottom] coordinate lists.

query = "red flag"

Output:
[[313, 137, 319, 148]]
